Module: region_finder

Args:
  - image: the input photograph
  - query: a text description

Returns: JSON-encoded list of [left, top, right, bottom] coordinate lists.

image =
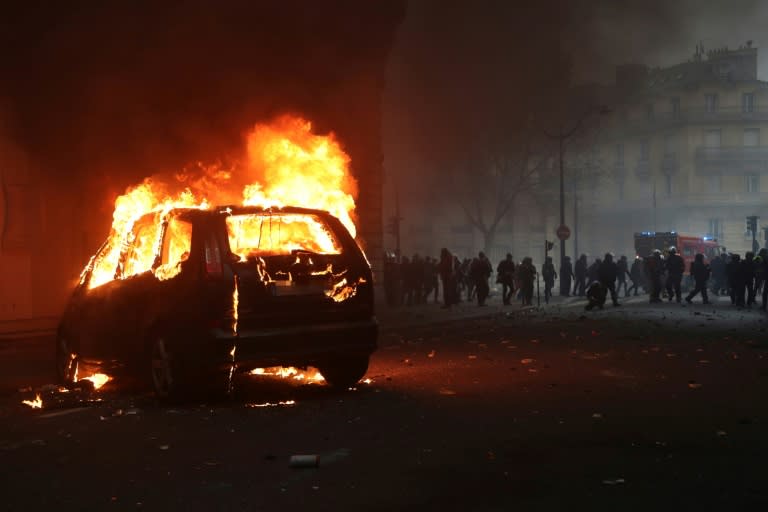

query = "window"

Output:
[[664, 173, 673, 196], [664, 134, 676, 156], [670, 97, 681, 118], [744, 128, 760, 147], [155, 217, 193, 280], [746, 174, 760, 193], [226, 213, 342, 258], [708, 175, 722, 193], [704, 129, 721, 148], [639, 139, 650, 161], [616, 143, 624, 165], [123, 217, 162, 278], [707, 218, 723, 240], [705, 93, 719, 113], [742, 93, 756, 113]]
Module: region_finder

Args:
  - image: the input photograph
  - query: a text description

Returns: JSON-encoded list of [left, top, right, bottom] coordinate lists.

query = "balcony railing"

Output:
[[617, 105, 768, 133], [695, 146, 768, 175]]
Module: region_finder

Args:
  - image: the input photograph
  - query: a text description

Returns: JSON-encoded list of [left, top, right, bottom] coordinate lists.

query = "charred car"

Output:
[[57, 206, 377, 398]]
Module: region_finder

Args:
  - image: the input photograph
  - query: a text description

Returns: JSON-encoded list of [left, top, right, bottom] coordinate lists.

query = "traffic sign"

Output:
[[556, 225, 571, 241]]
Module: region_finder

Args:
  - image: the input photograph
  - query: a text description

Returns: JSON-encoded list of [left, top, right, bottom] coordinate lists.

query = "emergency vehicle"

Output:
[[634, 231, 724, 273]]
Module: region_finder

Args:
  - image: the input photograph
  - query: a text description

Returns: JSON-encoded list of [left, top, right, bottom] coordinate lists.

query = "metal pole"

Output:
[[559, 131, 565, 271]]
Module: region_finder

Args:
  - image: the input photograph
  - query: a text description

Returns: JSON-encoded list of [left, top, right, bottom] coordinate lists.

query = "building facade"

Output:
[[579, 43, 768, 258]]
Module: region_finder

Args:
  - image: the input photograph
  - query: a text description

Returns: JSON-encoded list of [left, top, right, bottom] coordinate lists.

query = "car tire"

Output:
[[56, 334, 79, 386], [150, 335, 180, 400], [318, 354, 369, 389], [150, 335, 232, 401]]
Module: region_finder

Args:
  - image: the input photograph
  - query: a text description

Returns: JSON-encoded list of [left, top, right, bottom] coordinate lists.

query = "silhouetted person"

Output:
[[710, 253, 727, 296], [400, 256, 413, 305], [559, 256, 573, 297], [461, 258, 475, 301], [726, 254, 744, 306], [645, 250, 663, 303], [627, 256, 644, 296], [410, 253, 425, 305], [422, 256, 439, 304], [517, 257, 537, 306], [743, 251, 756, 307], [496, 253, 516, 305], [585, 281, 607, 310], [616, 255, 630, 297], [573, 254, 588, 296], [759, 249, 768, 311], [470, 252, 493, 306], [438, 248, 456, 308], [685, 253, 711, 304], [665, 246, 685, 303], [382, 252, 401, 307], [542, 256, 557, 304], [587, 258, 601, 287], [598, 253, 620, 306], [755, 249, 766, 306]]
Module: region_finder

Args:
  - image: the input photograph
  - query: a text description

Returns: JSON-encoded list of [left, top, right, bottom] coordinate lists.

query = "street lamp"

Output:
[[545, 105, 611, 275]]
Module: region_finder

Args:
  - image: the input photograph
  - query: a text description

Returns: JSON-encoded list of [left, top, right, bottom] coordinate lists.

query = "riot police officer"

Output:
[[685, 253, 711, 304], [645, 250, 663, 303], [665, 246, 685, 303]]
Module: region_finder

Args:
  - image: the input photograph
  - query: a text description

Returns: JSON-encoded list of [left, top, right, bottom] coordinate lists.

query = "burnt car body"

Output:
[[57, 205, 377, 397]]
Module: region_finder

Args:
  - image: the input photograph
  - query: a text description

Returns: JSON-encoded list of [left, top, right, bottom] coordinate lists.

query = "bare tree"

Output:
[[451, 128, 556, 255]]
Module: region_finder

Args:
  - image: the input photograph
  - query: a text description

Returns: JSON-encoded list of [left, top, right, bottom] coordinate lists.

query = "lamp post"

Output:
[[545, 106, 610, 272]]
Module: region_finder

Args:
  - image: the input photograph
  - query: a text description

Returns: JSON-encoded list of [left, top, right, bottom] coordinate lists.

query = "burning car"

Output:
[[57, 205, 376, 398]]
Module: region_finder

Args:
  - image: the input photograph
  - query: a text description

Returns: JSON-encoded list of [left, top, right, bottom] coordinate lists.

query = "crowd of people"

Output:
[[574, 247, 768, 311], [382, 247, 768, 312], [382, 250, 539, 308]]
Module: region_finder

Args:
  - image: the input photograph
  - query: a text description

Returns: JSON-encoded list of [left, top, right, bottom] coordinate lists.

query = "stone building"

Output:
[[386, 43, 768, 268], [578, 43, 768, 257]]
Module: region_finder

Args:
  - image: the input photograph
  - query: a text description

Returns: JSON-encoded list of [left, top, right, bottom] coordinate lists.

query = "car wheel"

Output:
[[56, 334, 79, 385], [150, 336, 232, 401], [150, 336, 177, 399], [318, 354, 369, 389]]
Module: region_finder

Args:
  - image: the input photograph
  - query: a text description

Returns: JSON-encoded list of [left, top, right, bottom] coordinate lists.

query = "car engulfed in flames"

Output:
[[56, 116, 376, 399]]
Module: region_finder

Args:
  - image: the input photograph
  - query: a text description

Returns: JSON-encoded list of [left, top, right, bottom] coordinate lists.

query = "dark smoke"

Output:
[[384, 0, 768, 200], [565, 0, 768, 83], [1, 1, 404, 201]]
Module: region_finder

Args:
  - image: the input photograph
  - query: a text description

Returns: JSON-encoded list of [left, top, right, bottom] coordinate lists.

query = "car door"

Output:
[[107, 214, 166, 362], [76, 243, 122, 361]]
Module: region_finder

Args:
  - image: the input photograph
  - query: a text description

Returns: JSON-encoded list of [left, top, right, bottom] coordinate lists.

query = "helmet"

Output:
[[668, 246, 677, 254]]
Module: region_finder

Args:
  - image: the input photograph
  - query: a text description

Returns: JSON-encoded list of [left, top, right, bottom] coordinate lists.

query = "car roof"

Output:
[[170, 205, 337, 221]]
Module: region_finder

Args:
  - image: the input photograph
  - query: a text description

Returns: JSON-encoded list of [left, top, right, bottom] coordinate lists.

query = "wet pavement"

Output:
[[2, 297, 768, 510]]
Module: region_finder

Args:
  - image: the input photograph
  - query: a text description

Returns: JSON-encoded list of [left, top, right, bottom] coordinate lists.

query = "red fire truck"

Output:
[[634, 231, 724, 273]]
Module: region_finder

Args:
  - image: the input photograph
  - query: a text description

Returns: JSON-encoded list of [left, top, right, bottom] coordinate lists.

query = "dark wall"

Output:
[[0, 1, 405, 320]]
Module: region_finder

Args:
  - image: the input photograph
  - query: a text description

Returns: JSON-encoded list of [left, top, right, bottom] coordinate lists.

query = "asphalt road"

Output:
[[2, 298, 768, 511]]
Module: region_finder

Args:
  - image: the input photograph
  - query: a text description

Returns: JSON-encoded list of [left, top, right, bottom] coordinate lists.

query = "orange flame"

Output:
[[85, 115, 357, 290], [79, 373, 112, 390], [243, 116, 357, 237], [250, 366, 325, 383], [22, 393, 43, 409]]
